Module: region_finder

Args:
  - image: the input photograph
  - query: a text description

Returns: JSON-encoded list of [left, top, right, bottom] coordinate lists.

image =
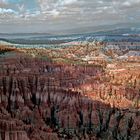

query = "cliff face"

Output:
[[0, 47, 140, 140]]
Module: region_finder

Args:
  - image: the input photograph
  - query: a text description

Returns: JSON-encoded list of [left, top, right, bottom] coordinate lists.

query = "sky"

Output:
[[0, 0, 140, 34]]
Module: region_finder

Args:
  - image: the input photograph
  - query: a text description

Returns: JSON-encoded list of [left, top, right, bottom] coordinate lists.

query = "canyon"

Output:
[[0, 40, 140, 140]]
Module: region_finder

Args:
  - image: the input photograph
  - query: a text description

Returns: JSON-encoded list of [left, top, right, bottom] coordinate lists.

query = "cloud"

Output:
[[0, 0, 8, 7], [49, 9, 60, 17], [0, 0, 7, 3], [1, 0, 138, 21], [122, 1, 131, 6], [58, 0, 77, 5], [0, 7, 17, 14], [0, 0, 140, 33], [122, 0, 140, 7], [38, 0, 78, 12], [17, 4, 24, 12]]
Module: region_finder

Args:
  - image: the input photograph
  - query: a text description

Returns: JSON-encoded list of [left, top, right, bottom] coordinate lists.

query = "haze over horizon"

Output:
[[0, 0, 140, 34]]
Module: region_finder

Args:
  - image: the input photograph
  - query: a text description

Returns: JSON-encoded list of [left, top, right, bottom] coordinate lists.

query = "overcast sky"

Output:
[[0, 0, 140, 33]]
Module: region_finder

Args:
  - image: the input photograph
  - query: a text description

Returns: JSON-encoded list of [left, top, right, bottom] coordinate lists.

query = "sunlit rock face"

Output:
[[0, 42, 140, 140]]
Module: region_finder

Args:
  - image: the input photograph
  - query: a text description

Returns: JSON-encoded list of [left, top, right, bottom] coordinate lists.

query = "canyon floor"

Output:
[[0, 42, 140, 140]]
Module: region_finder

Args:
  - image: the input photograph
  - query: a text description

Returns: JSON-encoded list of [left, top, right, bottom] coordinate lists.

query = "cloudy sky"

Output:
[[0, 0, 140, 33]]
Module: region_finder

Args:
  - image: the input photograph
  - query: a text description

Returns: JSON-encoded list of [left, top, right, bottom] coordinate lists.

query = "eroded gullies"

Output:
[[0, 40, 140, 140]]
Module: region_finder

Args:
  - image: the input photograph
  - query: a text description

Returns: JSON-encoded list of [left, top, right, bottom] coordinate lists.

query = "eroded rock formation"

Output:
[[0, 45, 140, 140]]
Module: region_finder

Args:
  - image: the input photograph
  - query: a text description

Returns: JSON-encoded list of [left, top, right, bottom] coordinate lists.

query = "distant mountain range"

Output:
[[92, 28, 140, 35], [0, 27, 140, 46]]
